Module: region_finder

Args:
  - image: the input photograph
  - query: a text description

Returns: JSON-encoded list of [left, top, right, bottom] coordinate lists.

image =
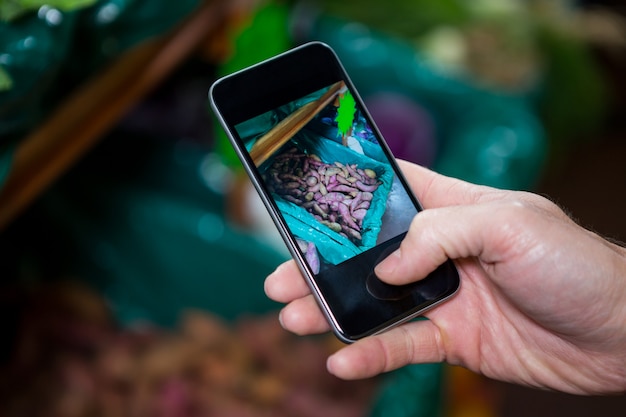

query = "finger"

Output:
[[397, 160, 497, 208], [279, 294, 331, 335], [327, 319, 445, 379], [375, 203, 510, 285], [265, 260, 311, 303]]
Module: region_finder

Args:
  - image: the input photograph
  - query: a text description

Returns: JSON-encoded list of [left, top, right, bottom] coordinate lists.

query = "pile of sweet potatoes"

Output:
[[264, 147, 381, 245], [0, 282, 380, 417]]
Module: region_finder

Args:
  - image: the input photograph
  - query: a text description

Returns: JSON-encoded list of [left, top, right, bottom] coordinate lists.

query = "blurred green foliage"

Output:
[[0, 0, 200, 136], [0, 66, 11, 90], [319, 0, 470, 39], [214, 1, 292, 170], [0, 0, 97, 22], [0, 0, 96, 94]]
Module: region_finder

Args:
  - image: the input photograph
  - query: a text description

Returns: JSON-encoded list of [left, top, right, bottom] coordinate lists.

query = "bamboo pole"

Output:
[[250, 81, 345, 166]]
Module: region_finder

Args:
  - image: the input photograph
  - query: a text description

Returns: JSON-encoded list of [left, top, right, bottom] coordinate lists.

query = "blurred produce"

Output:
[[0, 281, 379, 417], [364, 93, 436, 167], [299, 16, 546, 190], [314, 0, 626, 148], [212, 1, 548, 193]]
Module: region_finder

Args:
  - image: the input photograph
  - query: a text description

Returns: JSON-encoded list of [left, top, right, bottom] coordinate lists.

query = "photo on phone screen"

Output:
[[234, 80, 418, 276], [210, 42, 459, 342]]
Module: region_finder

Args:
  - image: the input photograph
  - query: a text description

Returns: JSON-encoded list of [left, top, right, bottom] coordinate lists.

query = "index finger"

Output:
[[264, 260, 312, 303]]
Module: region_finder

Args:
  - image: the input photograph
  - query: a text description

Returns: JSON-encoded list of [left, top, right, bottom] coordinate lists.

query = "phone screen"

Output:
[[211, 42, 459, 341], [234, 81, 418, 269]]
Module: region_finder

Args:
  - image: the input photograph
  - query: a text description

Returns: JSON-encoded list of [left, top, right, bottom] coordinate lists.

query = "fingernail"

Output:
[[375, 248, 401, 276], [278, 309, 286, 329], [326, 353, 337, 375]]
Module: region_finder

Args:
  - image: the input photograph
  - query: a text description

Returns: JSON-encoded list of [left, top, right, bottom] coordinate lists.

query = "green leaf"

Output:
[[335, 90, 356, 139]]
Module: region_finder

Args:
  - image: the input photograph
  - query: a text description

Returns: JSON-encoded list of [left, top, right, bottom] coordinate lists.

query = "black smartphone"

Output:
[[209, 41, 459, 343]]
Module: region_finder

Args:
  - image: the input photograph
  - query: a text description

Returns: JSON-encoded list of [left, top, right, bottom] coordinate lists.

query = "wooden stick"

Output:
[[250, 81, 345, 166]]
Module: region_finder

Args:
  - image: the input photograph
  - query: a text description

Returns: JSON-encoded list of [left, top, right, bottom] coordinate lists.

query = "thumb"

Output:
[[375, 203, 509, 285], [327, 319, 445, 379]]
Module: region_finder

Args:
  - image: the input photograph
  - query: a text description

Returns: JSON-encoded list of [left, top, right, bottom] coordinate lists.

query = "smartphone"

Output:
[[209, 41, 459, 343]]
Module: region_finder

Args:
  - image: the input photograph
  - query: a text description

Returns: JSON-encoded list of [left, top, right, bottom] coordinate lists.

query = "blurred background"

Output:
[[1, 0, 625, 416]]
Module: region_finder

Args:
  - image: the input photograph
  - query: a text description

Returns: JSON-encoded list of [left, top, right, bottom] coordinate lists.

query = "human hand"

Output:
[[265, 161, 626, 395]]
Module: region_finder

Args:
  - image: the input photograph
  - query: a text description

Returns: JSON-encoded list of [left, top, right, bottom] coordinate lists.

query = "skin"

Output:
[[265, 161, 626, 395]]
